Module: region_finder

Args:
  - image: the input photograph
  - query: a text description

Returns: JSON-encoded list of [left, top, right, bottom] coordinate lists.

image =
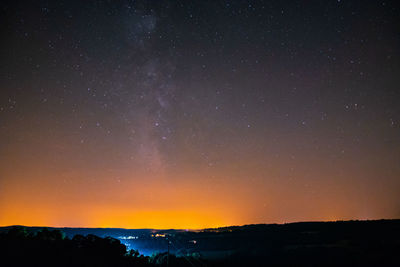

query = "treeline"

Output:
[[1, 222, 399, 266], [0, 227, 196, 267]]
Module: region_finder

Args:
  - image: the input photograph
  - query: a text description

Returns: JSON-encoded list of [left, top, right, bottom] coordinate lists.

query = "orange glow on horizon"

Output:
[[1, 160, 398, 229], [1, 126, 399, 229]]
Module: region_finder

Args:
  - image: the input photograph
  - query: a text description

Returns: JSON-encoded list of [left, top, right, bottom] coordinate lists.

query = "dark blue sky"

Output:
[[0, 0, 399, 228]]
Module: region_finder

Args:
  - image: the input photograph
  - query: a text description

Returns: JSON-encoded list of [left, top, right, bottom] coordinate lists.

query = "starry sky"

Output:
[[0, 0, 399, 229]]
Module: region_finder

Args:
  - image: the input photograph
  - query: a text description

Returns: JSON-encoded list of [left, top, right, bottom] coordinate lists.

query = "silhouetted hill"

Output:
[[1, 219, 399, 266]]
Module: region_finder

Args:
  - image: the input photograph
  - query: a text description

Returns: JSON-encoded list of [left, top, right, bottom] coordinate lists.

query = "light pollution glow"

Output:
[[1, 137, 399, 229]]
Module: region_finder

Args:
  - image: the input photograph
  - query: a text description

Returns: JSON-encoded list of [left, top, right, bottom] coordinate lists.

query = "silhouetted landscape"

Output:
[[1, 219, 399, 266]]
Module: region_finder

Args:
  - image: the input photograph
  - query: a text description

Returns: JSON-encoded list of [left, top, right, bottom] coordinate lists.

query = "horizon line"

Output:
[[1, 218, 399, 231]]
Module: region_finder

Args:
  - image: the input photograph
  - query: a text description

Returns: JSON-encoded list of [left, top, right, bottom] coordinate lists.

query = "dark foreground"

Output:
[[0, 219, 399, 266]]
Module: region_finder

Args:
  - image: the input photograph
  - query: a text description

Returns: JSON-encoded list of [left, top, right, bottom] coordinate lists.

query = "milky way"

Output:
[[0, 0, 399, 228]]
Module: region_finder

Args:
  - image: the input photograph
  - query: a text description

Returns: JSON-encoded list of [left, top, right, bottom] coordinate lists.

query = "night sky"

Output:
[[1, 0, 399, 229]]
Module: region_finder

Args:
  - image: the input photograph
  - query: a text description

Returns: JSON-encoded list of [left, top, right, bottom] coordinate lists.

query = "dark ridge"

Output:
[[1, 219, 399, 266]]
